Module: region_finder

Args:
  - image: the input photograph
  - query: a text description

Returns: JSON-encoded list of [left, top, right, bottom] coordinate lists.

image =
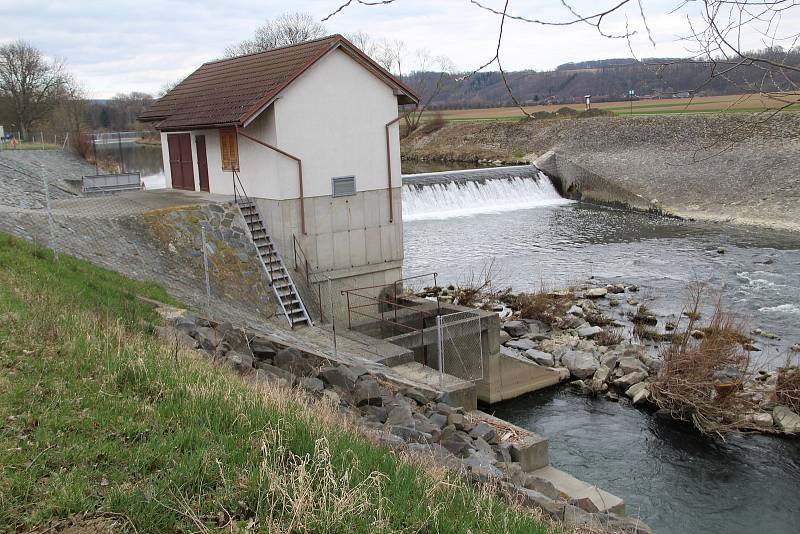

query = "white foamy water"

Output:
[[402, 173, 572, 221], [758, 303, 800, 314]]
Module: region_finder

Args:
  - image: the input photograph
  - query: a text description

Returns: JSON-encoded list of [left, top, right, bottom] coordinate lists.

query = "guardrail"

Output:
[[292, 234, 326, 322], [82, 173, 142, 195]]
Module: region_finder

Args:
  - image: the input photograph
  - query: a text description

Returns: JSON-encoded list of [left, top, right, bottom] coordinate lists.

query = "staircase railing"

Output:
[[292, 234, 325, 322], [231, 170, 251, 206]]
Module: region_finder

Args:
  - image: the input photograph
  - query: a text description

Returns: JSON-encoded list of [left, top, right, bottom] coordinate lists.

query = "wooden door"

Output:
[[195, 135, 210, 192], [167, 133, 195, 190]]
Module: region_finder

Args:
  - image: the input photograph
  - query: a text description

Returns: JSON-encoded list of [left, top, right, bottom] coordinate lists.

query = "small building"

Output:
[[139, 35, 418, 326]]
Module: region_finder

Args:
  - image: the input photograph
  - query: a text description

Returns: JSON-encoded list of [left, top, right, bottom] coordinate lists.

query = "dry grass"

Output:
[[594, 328, 624, 347], [650, 284, 757, 434], [776, 355, 800, 414], [511, 286, 575, 327]]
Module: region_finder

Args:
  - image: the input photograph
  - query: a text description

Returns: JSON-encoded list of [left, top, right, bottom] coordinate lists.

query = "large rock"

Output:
[[525, 349, 555, 367], [585, 288, 608, 298], [254, 362, 295, 385], [561, 350, 599, 379], [506, 338, 537, 351], [439, 426, 471, 456], [319, 365, 359, 392], [503, 320, 529, 337], [274, 348, 316, 377], [619, 356, 649, 375], [390, 425, 432, 444], [194, 326, 219, 351], [577, 326, 603, 339], [625, 381, 648, 399], [354, 377, 383, 407], [249, 336, 276, 360], [385, 403, 414, 428], [773, 406, 800, 433], [226, 351, 254, 373], [469, 422, 497, 442], [614, 371, 648, 388], [593, 365, 611, 384]]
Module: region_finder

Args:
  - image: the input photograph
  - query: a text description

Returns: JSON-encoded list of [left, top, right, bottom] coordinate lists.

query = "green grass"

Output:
[[0, 233, 551, 533], [604, 101, 724, 111], [613, 104, 800, 116], [0, 142, 61, 151]]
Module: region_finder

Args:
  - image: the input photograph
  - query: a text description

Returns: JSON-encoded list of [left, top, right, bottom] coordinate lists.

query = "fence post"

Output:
[[328, 277, 337, 359], [201, 226, 211, 319], [41, 164, 58, 263], [436, 315, 444, 390]]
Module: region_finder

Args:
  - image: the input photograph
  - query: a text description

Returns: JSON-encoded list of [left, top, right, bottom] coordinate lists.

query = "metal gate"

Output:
[[436, 311, 484, 388]]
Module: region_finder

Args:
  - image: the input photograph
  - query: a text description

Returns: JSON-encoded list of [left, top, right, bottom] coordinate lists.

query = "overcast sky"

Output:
[[1, 0, 794, 98]]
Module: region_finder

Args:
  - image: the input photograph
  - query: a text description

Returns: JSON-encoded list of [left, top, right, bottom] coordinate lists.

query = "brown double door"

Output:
[[167, 133, 195, 190]]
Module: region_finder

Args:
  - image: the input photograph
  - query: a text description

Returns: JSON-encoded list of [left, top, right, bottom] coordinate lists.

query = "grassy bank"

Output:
[[0, 233, 552, 533]]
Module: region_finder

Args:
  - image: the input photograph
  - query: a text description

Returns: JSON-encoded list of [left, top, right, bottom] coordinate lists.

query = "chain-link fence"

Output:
[[436, 310, 484, 387]]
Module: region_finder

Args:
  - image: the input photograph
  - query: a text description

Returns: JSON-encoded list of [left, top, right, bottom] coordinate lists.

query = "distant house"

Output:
[[672, 91, 693, 98], [139, 35, 419, 326]]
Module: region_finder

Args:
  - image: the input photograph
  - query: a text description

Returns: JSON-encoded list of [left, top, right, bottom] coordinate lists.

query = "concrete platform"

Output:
[[529, 465, 625, 515], [392, 361, 477, 410], [477, 350, 568, 403]]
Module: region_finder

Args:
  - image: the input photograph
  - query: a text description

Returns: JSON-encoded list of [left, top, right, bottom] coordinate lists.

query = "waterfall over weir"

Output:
[[401, 165, 573, 221]]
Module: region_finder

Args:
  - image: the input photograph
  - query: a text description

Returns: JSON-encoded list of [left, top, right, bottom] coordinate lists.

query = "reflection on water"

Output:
[[492, 388, 800, 534], [95, 142, 165, 189]]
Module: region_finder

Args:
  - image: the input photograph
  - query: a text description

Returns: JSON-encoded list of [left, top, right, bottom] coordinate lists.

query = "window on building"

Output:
[[332, 176, 356, 197], [219, 127, 240, 171]]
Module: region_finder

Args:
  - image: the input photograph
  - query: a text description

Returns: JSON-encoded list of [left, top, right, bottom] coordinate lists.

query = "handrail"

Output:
[[231, 170, 252, 206], [291, 234, 325, 322]]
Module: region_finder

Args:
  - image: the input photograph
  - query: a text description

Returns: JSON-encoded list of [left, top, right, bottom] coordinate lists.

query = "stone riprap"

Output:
[[0, 149, 85, 208], [158, 307, 649, 533], [0, 165, 277, 328], [401, 113, 800, 231], [486, 280, 800, 436]]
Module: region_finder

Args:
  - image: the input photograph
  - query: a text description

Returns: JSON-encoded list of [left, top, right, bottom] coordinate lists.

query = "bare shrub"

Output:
[[594, 328, 623, 347], [650, 283, 756, 433], [512, 285, 574, 327], [454, 258, 502, 308], [419, 112, 446, 134], [776, 355, 800, 414]]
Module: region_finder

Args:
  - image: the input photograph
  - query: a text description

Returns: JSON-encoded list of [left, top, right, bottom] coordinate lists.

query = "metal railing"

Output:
[[341, 273, 441, 332], [231, 170, 251, 206], [292, 234, 326, 322]]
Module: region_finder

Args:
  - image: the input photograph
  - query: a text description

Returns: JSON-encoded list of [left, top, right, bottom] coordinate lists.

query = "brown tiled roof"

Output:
[[139, 34, 419, 130]]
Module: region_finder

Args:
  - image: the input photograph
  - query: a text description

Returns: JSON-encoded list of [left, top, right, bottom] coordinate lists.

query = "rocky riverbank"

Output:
[[424, 281, 800, 436], [154, 303, 652, 533], [400, 113, 800, 231]]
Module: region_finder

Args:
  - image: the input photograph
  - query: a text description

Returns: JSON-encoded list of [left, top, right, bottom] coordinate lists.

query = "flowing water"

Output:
[[401, 168, 800, 534]]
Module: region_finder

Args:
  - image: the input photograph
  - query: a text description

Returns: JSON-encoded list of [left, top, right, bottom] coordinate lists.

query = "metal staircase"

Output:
[[230, 172, 311, 328]]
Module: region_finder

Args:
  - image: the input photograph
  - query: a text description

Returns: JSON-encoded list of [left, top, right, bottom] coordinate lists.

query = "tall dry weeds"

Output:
[[650, 283, 757, 433]]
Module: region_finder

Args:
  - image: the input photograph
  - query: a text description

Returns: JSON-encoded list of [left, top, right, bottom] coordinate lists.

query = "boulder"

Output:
[[249, 336, 276, 359], [773, 406, 800, 433], [632, 388, 650, 405], [439, 427, 471, 456], [194, 326, 219, 351], [254, 362, 295, 385], [625, 381, 648, 399], [498, 329, 512, 345], [253, 368, 291, 388], [354, 378, 383, 407], [274, 348, 316, 377], [218, 323, 253, 356], [561, 350, 599, 379], [403, 387, 437, 405], [614, 371, 648, 388], [585, 288, 608, 298], [429, 412, 448, 429], [593, 365, 611, 384], [226, 351, 254, 373], [619, 356, 649, 375], [600, 353, 619, 370], [360, 405, 388, 423], [503, 320, 529, 337], [524, 320, 553, 341], [577, 326, 603, 339], [469, 422, 497, 442], [298, 376, 324, 393], [506, 338, 537, 351], [155, 325, 197, 350], [390, 425, 432, 444], [525, 349, 555, 367], [606, 284, 626, 294], [567, 305, 584, 317], [748, 412, 773, 428], [385, 403, 415, 428], [319, 365, 359, 392]]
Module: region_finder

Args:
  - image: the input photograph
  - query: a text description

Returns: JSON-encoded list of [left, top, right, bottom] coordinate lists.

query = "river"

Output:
[[114, 143, 800, 533]]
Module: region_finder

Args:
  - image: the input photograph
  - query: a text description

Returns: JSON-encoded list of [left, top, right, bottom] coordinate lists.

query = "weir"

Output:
[[401, 165, 572, 220]]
